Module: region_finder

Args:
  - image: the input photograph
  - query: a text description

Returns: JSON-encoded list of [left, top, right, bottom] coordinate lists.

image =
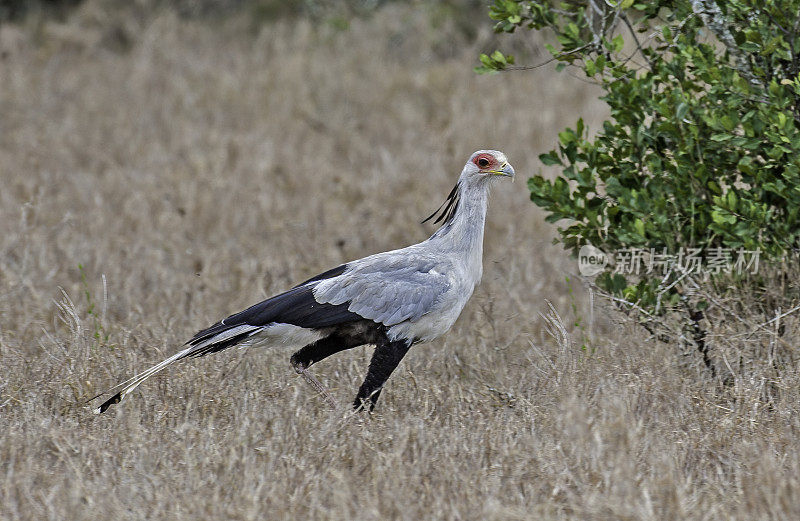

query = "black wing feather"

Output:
[[295, 264, 348, 287], [188, 267, 361, 347]]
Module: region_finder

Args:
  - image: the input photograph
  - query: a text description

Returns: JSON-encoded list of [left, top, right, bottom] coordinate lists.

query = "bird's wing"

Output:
[[187, 264, 360, 354], [312, 252, 451, 326]]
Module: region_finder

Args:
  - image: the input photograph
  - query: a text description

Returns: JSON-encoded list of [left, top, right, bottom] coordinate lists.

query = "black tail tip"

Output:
[[93, 392, 122, 414]]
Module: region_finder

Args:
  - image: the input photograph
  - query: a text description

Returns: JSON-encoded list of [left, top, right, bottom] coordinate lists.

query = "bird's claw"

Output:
[[296, 366, 338, 410]]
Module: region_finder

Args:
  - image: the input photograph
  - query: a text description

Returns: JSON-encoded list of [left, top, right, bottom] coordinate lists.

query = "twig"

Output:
[[583, 277, 682, 340], [619, 12, 654, 71], [501, 44, 594, 71], [730, 302, 800, 341]]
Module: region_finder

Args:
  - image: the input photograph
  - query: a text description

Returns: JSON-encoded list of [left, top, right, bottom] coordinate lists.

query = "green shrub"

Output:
[[480, 0, 800, 373]]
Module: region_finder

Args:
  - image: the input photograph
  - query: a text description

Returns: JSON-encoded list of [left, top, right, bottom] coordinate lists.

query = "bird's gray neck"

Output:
[[427, 180, 490, 275]]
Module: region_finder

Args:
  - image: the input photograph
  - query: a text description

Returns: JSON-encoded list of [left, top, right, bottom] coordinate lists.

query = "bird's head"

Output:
[[422, 149, 515, 227], [461, 150, 515, 184]]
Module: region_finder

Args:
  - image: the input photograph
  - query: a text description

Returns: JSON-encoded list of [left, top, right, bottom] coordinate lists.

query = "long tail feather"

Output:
[[93, 325, 263, 414], [93, 345, 195, 414], [86, 371, 147, 404]]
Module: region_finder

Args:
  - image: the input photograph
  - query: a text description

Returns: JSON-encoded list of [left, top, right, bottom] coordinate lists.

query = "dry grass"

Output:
[[1, 3, 799, 520]]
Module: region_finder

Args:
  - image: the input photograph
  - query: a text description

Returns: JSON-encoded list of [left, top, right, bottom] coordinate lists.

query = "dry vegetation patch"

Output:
[[1, 3, 798, 519]]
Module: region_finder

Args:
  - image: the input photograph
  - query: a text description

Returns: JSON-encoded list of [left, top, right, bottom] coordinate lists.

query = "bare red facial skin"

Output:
[[472, 153, 496, 170]]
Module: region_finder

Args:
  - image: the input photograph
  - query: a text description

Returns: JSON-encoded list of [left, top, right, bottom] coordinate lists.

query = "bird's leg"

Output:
[[353, 339, 412, 411], [290, 334, 361, 410], [293, 363, 338, 410]]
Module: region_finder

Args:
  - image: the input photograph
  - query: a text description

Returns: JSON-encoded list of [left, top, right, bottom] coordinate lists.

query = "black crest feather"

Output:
[[422, 181, 460, 226]]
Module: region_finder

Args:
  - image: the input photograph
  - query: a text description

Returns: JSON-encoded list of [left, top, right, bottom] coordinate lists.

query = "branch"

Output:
[[691, 0, 760, 86]]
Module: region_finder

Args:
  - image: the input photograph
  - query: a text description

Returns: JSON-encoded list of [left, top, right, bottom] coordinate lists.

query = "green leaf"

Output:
[[710, 134, 732, 142], [711, 210, 736, 225], [558, 130, 575, 145], [634, 218, 645, 236], [612, 34, 624, 53], [609, 274, 627, 293], [676, 102, 688, 120], [720, 115, 737, 131], [727, 190, 738, 208], [539, 151, 563, 166], [565, 23, 579, 39], [490, 50, 507, 64]]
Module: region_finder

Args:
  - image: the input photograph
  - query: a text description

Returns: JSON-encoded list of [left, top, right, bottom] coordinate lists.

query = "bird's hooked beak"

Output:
[[487, 162, 516, 181]]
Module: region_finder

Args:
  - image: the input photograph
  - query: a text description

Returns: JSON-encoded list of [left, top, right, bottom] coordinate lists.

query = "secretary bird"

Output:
[[93, 150, 515, 413]]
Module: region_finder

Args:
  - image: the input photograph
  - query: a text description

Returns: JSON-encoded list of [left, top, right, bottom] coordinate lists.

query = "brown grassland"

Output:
[[1, 2, 799, 519]]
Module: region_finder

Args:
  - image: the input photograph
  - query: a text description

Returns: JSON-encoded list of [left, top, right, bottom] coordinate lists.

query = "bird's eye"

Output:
[[477, 157, 490, 168]]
